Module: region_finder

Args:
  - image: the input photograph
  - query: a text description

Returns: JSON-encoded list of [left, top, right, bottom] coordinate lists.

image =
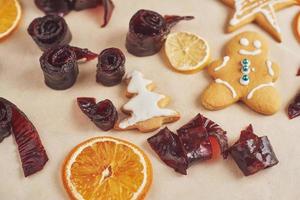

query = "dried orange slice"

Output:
[[0, 0, 21, 40], [165, 32, 210, 73], [62, 136, 152, 200]]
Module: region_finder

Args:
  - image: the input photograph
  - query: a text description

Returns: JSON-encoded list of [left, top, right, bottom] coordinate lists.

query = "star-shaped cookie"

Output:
[[222, 0, 300, 42]]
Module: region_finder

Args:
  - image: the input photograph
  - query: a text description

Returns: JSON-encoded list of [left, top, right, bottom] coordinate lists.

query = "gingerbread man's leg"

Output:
[[243, 85, 281, 115], [201, 82, 238, 110]]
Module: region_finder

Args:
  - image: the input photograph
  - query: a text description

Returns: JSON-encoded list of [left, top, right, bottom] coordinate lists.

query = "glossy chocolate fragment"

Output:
[[73, 0, 100, 10], [34, 0, 72, 16], [148, 127, 188, 175], [177, 113, 228, 160], [77, 98, 118, 131], [288, 93, 300, 119], [126, 9, 194, 57], [0, 97, 48, 177], [228, 125, 279, 176], [40, 45, 97, 90], [0, 98, 12, 142], [28, 15, 72, 51], [101, 0, 115, 27], [97, 48, 125, 86]]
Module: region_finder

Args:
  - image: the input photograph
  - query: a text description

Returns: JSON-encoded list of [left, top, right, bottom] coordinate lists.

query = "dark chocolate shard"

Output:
[[148, 127, 188, 175], [101, 0, 115, 27], [228, 125, 279, 176]]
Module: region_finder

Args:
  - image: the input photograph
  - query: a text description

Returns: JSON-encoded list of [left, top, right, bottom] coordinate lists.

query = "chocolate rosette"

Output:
[[28, 15, 72, 51], [40, 45, 79, 90], [34, 0, 72, 16], [126, 9, 194, 57], [96, 48, 126, 86], [0, 98, 12, 142], [77, 98, 118, 131]]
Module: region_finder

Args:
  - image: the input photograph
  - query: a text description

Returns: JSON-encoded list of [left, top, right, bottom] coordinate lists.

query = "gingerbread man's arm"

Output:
[[207, 56, 231, 78], [266, 60, 280, 82]]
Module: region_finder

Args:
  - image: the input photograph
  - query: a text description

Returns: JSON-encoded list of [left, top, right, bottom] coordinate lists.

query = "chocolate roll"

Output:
[[96, 48, 125, 86], [34, 0, 72, 16], [28, 15, 72, 51]]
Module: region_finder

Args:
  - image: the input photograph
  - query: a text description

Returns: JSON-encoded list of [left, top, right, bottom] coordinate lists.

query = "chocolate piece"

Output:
[[126, 9, 194, 57], [0, 98, 12, 142], [101, 0, 115, 27], [40, 45, 97, 90], [28, 15, 72, 51], [228, 125, 279, 176], [96, 48, 125, 86], [288, 93, 300, 119], [77, 98, 118, 131]]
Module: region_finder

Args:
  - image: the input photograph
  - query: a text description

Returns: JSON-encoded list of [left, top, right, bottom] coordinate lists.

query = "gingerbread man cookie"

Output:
[[201, 31, 281, 115], [222, 0, 300, 42], [115, 70, 180, 132]]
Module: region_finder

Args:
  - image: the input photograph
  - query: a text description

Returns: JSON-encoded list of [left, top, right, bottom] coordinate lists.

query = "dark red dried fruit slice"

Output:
[[288, 93, 300, 119], [11, 106, 49, 177], [73, 0, 100, 10], [101, 0, 115, 27], [0, 98, 48, 177], [228, 125, 279, 176], [177, 125, 212, 164], [34, 0, 115, 27], [0, 98, 12, 143], [125, 9, 194, 57], [77, 98, 118, 131], [34, 0, 72, 16], [40, 45, 97, 90], [148, 127, 188, 175], [177, 113, 228, 160], [96, 48, 126, 86], [28, 15, 72, 51]]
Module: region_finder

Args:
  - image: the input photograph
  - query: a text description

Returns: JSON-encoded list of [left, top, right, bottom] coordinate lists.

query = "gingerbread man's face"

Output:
[[201, 31, 281, 115], [226, 32, 269, 59]]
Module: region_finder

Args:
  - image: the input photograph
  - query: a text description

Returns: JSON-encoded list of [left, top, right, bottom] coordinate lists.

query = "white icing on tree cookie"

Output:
[[119, 71, 178, 129]]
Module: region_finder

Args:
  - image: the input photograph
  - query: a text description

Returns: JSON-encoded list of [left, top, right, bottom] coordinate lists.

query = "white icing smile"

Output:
[[239, 49, 261, 56]]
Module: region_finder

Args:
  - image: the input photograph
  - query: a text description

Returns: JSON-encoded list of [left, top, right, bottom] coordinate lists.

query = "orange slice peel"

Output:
[[62, 136, 152, 200], [0, 0, 22, 40]]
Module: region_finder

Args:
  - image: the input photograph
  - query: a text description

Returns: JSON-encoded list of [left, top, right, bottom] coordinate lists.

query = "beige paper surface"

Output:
[[0, 0, 300, 199]]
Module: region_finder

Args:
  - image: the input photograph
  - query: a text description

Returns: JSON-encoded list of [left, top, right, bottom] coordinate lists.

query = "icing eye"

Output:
[[253, 40, 262, 49], [240, 38, 249, 46]]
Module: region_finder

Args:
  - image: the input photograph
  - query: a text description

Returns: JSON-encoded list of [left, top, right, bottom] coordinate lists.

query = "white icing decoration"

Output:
[[247, 82, 275, 99], [65, 137, 148, 200], [252, 68, 256, 72], [240, 76, 250, 85], [254, 40, 262, 49], [240, 38, 249, 46], [215, 78, 237, 98], [119, 71, 178, 129], [229, 0, 285, 34], [266, 60, 275, 76], [239, 49, 261, 56], [214, 56, 230, 71]]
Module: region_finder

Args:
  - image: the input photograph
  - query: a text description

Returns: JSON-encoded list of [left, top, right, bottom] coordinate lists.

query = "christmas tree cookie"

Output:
[[115, 70, 180, 132]]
